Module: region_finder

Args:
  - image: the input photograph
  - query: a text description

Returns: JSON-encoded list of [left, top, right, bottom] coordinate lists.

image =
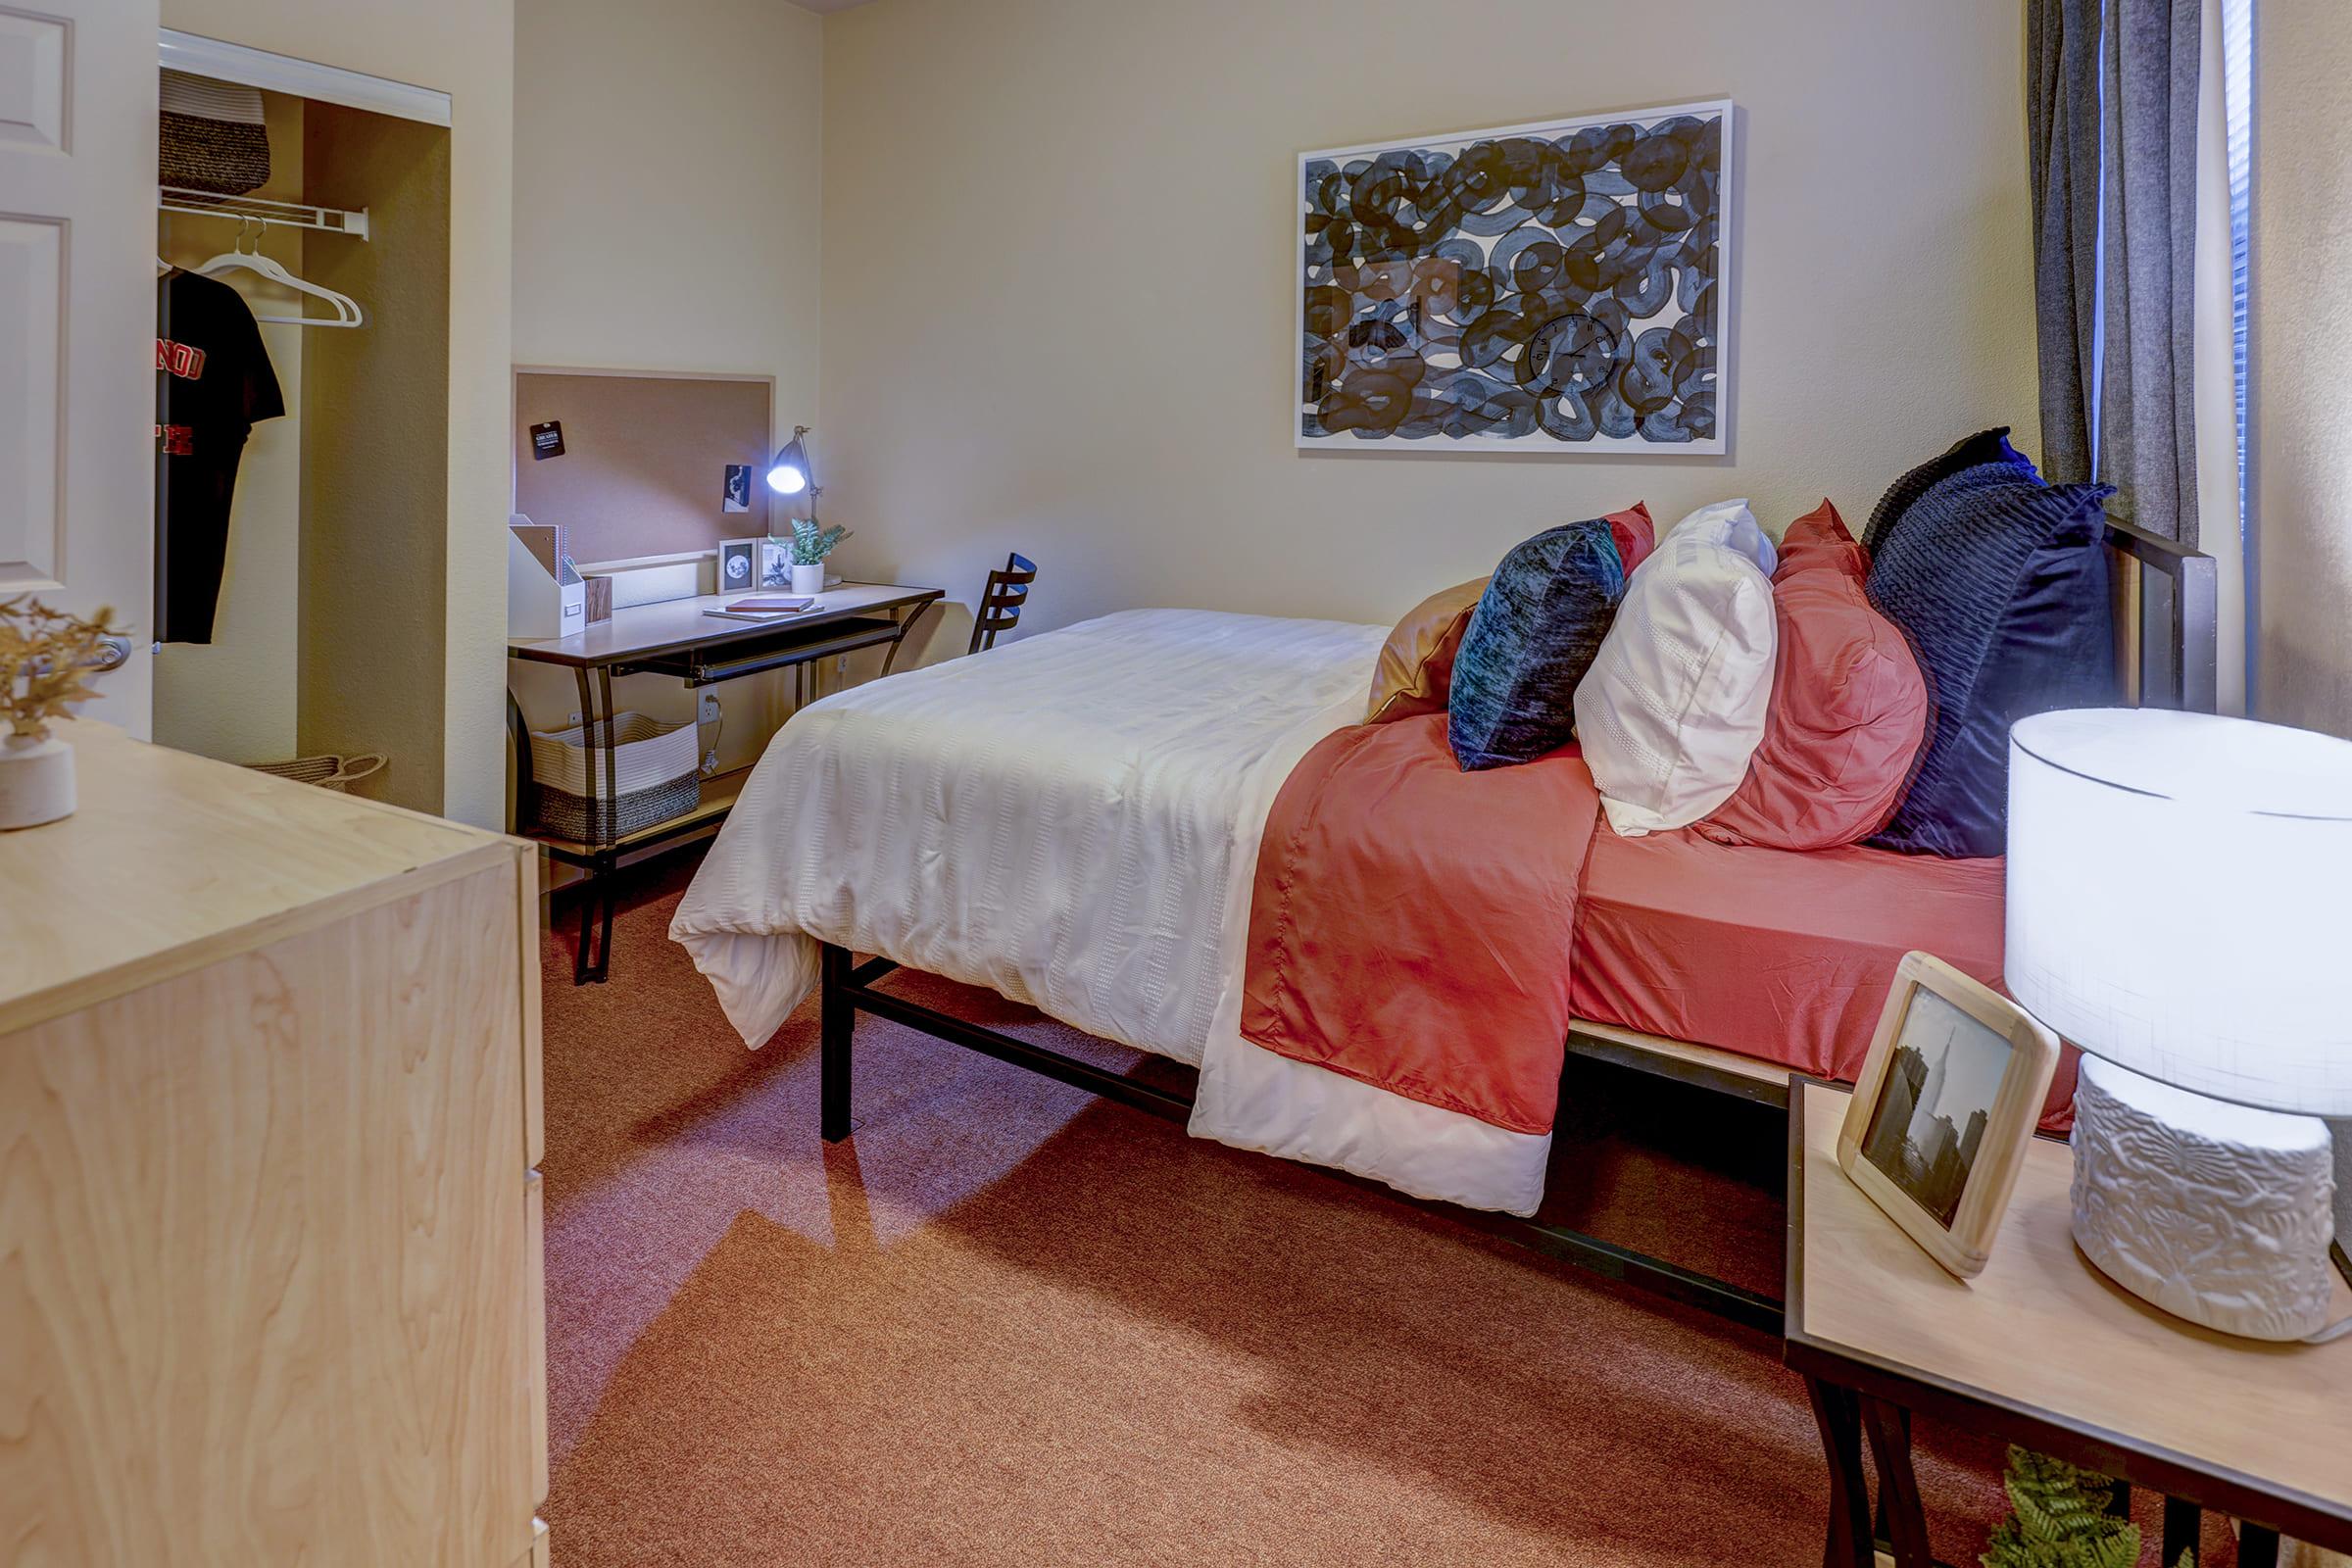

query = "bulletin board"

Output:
[[512, 368, 774, 565]]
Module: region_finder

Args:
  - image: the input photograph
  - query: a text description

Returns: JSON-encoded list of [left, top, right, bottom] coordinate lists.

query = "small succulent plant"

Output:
[[788, 517, 853, 565]]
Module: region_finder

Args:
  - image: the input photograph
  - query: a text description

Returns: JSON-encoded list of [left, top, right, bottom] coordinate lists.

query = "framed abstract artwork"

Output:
[[1297, 99, 1734, 456]]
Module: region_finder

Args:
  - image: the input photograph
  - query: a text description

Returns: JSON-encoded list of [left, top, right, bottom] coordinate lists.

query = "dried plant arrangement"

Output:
[[0, 598, 122, 741]]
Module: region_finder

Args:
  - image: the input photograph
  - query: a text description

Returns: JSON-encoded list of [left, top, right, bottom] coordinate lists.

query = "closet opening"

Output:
[[154, 32, 453, 813]]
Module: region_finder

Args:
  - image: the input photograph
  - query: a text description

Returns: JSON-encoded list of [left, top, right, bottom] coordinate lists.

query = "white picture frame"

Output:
[[1295, 98, 1735, 456], [716, 537, 760, 595], [1837, 953, 2062, 1280]]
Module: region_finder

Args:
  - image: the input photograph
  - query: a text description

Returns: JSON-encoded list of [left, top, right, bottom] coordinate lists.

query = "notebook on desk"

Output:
[[704, 594, 816, 623]]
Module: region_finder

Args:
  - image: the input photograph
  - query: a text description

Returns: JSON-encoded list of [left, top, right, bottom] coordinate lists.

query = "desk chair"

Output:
[[877, 553, 1036, 675], [969, 552, 1037, 654]]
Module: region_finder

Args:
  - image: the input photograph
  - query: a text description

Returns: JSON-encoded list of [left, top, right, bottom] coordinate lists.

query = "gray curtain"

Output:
[[2027, 0, 2202, 546]]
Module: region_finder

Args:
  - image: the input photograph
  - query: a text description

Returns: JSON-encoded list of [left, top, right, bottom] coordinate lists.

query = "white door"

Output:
[[0, 0, 161, 734]]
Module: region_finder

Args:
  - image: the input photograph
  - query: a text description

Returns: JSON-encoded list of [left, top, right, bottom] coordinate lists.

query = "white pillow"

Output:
[[1663, 495, 1779, 575], [1574, 500, 1779, 837]]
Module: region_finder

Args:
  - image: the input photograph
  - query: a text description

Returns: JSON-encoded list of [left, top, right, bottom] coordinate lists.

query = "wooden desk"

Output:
[[507, 581, 943, 982], [1787, 1078, 2352, 1567]]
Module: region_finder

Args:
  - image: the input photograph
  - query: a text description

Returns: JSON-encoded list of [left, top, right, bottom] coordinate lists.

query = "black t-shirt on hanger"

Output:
[[157, 268, 284, 645]]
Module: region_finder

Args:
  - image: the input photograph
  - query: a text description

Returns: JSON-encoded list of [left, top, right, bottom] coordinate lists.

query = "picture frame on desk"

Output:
[[717, 537, 760, 594], [1837, 952, 2060, 1280]]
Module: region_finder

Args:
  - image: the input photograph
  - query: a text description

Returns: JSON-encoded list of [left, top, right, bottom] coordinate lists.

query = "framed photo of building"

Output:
[[1837, 953, 2061, 1279]]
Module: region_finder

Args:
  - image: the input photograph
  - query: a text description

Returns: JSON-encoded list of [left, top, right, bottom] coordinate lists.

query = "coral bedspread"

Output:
[[1241, 713, 1599, 1138]]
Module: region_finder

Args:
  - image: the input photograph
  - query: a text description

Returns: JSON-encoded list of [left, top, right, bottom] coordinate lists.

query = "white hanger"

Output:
[[192, 218, 365, 329]]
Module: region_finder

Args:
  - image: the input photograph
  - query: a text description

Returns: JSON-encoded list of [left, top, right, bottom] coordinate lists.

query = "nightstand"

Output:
[[1785, 1078, 2352, 1568]]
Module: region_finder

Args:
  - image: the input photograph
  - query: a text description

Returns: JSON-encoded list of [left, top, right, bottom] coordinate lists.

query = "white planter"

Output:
[[790, 562, 826, 596], [0, 733, 75, 830]]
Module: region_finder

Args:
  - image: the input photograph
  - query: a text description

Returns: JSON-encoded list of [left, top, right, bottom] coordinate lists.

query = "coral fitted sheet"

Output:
[[1569, 826, 2009, 1086]]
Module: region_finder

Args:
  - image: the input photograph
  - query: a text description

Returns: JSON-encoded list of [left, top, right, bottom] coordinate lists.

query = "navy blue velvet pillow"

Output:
[[1862, 426, 2037, 558], [1865, 462, 2117, 858], [1447, 519, 1631, 771]]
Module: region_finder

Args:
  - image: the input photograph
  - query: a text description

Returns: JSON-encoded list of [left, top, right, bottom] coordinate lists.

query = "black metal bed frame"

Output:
[[818, 946, 1789, 1332], [808, 518, 2219, 1335]]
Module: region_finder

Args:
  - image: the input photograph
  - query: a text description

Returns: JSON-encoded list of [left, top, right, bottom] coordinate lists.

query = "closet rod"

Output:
[[159, 187, 371, 242]]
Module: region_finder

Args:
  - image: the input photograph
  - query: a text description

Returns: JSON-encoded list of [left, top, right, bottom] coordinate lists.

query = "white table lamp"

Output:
[[2007, 708, 2352, 1342]]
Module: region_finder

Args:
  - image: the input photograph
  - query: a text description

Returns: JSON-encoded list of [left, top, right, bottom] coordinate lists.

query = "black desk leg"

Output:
[[564, 664, 620, 986], [2239, 1523, 2280, 1568], [1806, 1378, 1874, 1568], [2159, 1496, 2199, 1565], [571, 851, 615, 986], [820, 942, 855, 1143], [1860, 1396, 1932, 1568]]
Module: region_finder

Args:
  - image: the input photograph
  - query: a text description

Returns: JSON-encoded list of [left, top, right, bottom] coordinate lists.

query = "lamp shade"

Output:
[[2006, 708, 2352, 1115], [766, 430, 810, 497]]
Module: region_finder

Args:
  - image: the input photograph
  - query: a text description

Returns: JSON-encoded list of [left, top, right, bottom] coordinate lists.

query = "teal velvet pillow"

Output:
[[1446, 519, 1636, 771]]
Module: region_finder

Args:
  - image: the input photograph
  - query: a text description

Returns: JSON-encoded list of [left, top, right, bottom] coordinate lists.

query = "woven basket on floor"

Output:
[[248, 753, 386, 793], [527, 710, 699, 845]]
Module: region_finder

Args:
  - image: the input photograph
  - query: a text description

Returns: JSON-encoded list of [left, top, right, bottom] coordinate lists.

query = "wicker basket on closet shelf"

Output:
[[247, 753, 386, 793], [526, 710, 699, 844]]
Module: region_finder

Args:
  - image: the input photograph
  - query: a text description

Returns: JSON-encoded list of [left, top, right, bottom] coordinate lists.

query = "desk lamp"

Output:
[[766, 425, 820, 522], [2006, 708, 2352, 1341]]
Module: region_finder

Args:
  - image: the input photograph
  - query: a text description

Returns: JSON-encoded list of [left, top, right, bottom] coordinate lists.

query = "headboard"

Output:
[[2107, 515, 2220, 715]]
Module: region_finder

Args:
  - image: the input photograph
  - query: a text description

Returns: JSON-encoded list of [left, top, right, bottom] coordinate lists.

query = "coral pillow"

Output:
[[1696, 559, 1931, 853], [1774, 498, 1867, 582], [1573, 500, 1778, 835], [1446, 506, 1655, 771], [1601, 502, 1659, 575]]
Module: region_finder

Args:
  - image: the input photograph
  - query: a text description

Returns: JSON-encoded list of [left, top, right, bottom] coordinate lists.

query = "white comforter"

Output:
[[671, 609, 1386, 1059], [671, 607, 1550, 1214]]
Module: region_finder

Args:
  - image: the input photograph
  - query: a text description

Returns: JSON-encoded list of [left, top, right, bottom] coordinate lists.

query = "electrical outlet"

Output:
[[697, 691, 722, 726], [835, 656, 849, 677]]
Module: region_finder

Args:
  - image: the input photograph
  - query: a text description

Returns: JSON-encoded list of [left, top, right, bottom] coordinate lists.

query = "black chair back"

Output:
[[969, 552, 1037, 654]]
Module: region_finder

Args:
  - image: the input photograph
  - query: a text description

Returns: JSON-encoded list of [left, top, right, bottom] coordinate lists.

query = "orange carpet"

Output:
[[539, 859, 2221, 1566]]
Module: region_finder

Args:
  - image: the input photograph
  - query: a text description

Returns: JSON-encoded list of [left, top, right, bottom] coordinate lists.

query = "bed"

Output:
[[671, 517, 2214, 1330]]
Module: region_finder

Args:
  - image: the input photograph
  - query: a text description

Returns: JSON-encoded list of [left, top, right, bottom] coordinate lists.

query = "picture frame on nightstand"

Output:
[[1837, 952, 2061, 1280]]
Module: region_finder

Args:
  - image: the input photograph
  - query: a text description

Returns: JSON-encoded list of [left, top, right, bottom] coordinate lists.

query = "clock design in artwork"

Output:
[[1530, 311, 1619, 395]]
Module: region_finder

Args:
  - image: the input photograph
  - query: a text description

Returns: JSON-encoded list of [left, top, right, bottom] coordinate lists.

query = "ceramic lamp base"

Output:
[[0, 734, 74, 830], [2071, 1055, 2337, 1341]]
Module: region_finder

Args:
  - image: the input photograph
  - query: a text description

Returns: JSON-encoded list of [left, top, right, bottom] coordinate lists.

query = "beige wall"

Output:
[[160, 0, 514, 826], [2251, 0, 2352, 737], [505, 0, 827, 820], [299, 106, 453, 813], [816, 0, 2040, 632], [511, 0, 821, 409]]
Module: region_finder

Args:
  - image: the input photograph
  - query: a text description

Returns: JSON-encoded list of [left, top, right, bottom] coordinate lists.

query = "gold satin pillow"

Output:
[[1365, 577, 1489, 724]]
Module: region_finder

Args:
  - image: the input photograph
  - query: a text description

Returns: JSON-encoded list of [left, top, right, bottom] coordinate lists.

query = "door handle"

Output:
[[87, 635, 133, 672]]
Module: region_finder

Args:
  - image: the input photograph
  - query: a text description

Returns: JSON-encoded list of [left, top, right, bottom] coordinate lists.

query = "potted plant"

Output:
[[787, 517, 852, 596], [0, 598, 122, 830]]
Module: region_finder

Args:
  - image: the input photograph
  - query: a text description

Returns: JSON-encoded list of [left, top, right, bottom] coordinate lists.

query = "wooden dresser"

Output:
[[0, 721, 549, 1567]]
